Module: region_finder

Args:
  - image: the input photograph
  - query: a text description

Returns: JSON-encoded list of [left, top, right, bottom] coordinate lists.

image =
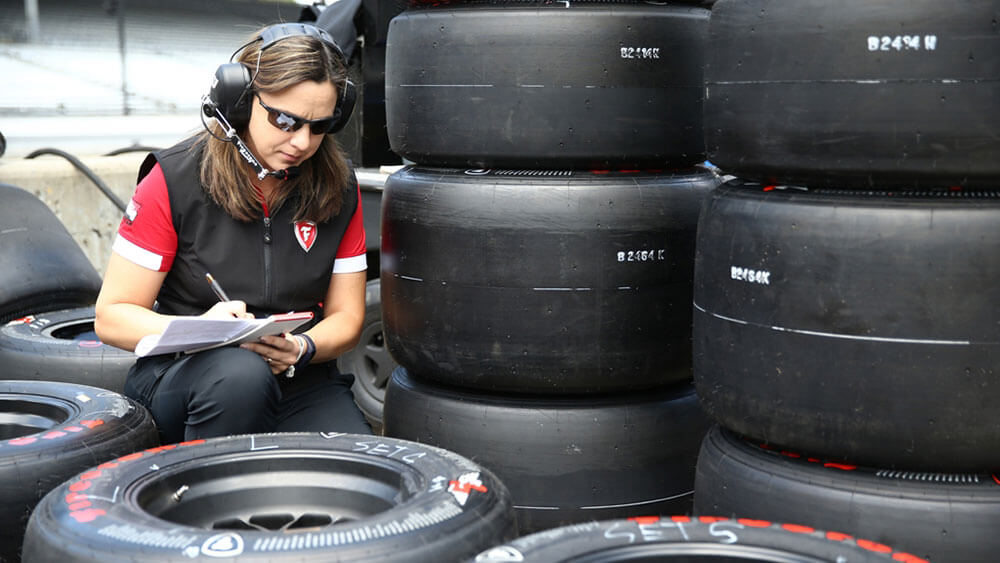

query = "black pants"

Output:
[[124, 346, 372, 444]]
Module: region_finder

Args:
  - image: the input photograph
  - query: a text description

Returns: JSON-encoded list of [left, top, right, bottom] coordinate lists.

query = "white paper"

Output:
[[134, 313, 313, 357]]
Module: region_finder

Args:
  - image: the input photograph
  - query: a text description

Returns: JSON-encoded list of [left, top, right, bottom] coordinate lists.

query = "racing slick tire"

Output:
[[693, 180, 1000, 470], [23, 433, 514, 562], [0, 380, 157, 561], [473, 516, 927, 563], [384, 366, 710, 534], [381, 166, 717, 393], [694, 424, 1000, 562], [0, 183, 102, 323], [704, 0, 1000, 187], [386, 3, 709, 169], [340, 279, 396, 434], [0, 307, 134, 393]]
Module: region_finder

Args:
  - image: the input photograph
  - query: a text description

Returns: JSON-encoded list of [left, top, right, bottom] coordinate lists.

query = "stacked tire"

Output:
[[0, 183, 134, 392], [691, 2, 1000, 561], [380, 1, 718, 534]]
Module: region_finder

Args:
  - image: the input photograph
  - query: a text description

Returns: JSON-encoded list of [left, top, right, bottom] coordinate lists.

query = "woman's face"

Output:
[[245, 79, 338, 175]]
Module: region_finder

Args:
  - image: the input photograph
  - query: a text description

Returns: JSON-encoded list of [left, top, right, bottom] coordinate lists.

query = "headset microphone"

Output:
[[201, 95, 298, 181], [270, 166, 300, 180]]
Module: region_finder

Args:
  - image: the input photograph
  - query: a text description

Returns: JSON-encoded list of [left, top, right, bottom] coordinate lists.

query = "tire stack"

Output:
[[379, 1, 718, 534], [0, 183, 134, 393], [691, 1, 1000, 560]]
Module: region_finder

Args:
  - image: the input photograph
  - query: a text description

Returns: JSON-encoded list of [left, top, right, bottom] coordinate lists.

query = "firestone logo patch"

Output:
[[124, 199, 141, 225], [295, 220, 317, 252], [447, 471, 488, 506]]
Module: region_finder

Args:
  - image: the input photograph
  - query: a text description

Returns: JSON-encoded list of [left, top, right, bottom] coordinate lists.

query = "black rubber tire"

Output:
[[473, 516, 927, 563], [355, 0, 406, 168], [341, 279, 396, 434], [333, 51, 364, 166], [383, 366, 710, 535], [0, 307, 135, 393], [385, 4, 709, 169], [359, 185, 384, 280], [693, 180, 1000, 470], [23, 433, 514, 562], [381, 167, 718, 393], [705, 0, 1000, 188], [694, 425, 1000, 563], [0, 183, 102, 323], [403, 0, 717, 6], [0, 380, 158, 562]]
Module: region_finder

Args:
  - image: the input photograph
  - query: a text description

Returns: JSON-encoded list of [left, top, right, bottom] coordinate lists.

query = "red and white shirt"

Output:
[[114, 162, 366, 274]]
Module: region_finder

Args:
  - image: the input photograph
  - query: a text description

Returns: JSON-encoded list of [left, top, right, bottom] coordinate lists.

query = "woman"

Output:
[[95, 23, 372, 442]]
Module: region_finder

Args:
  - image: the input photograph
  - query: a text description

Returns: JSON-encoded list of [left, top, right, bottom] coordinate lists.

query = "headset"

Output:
[[200, 23, 357, 180]]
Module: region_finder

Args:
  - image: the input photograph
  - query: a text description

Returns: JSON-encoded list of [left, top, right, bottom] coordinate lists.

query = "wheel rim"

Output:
[[343, 319, 395, 418], [0, 394, 73, 440], [356, 321, 393, 398], [133, 452, 413, 531], [42, 317, 99, 341]]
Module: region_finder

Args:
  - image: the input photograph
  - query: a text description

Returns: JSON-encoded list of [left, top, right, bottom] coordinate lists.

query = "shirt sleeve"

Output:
[[332, 181, 368, 274], [112, 162, 177, 272]]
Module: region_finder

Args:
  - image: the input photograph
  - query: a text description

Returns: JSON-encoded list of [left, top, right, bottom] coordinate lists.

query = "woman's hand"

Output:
[[200, 300, 254, 320], [241, 333, 304, 376]]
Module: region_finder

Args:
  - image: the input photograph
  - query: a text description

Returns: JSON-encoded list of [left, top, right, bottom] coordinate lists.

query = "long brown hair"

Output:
[[198, 26, 352, 223]]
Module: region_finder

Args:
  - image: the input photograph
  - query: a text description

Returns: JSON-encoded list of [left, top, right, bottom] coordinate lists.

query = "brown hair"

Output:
[[197, 26, 352, 223]]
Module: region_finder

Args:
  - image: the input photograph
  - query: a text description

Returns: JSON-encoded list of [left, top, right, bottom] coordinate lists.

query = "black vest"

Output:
[[137, 139, 359, 320]]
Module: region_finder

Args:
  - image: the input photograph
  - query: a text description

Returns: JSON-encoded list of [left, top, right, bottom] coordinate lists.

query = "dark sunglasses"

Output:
[[255, 94, 336, 135]]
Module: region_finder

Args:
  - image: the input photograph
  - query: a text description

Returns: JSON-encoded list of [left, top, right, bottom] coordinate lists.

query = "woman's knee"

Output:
[[185, 348, 279, 405], [153, 348, 280, 440]]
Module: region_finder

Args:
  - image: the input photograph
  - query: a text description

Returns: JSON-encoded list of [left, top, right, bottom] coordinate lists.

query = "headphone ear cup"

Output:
[[209, 63, 253, 131], [329, 79, 357, 134]]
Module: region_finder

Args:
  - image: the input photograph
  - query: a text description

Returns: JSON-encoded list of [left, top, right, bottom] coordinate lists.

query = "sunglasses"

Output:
[[255, 94, 336, 135]]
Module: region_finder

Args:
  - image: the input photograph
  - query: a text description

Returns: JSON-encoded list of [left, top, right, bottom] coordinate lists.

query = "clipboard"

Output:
[[134, 311, 314, 357]]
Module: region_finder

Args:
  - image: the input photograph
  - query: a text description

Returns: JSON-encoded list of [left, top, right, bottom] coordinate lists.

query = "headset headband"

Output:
[[205, 22, 356, 136], [231, 23, 347, 65]]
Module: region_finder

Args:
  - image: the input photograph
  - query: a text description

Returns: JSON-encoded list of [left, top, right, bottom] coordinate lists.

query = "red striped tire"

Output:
[[694, 425, 1000, 562], [23, 433, 514, 562], [473, 515, 926, 562], [0, 381, 158, 561], [0, 307, 134, 393]]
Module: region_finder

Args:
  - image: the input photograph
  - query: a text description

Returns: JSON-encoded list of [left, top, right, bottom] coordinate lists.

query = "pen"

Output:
[[205, 272, 231, 302]]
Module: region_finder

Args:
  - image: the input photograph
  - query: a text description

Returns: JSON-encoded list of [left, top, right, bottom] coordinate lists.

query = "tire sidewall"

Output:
[[0, 307, 134, 392], [25, 433, 514, 562]]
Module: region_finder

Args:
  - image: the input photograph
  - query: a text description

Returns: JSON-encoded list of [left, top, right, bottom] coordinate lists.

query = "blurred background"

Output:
[[0, 0, 400, 274], [0, 0, 319, 158]]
